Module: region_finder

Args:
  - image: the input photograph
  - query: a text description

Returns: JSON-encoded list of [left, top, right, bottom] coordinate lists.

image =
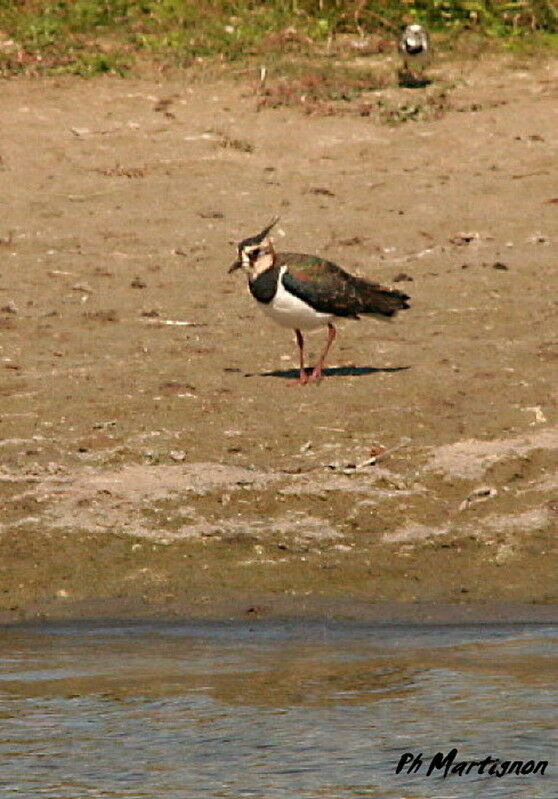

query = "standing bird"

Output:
[[228, 219, 410, 384], [398, 24, 430, 80]]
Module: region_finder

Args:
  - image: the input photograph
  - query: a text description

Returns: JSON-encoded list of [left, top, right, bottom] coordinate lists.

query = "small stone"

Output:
[[458, 486, 497, 512], [449, 232, 480, 246], [527, 233, 549, 245], [169, 450, 186, 462], [1, 300, 18, 314], [92, 420, 117, 430], [72, 281, 93, 293]]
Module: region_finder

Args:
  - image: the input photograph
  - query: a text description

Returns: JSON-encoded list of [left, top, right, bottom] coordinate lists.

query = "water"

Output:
[[0, 619, 555, 798]]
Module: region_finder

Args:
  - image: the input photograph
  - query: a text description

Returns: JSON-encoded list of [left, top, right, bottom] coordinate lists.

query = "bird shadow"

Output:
[[244, 365, 411, 380], [397, 72, 432, 89]]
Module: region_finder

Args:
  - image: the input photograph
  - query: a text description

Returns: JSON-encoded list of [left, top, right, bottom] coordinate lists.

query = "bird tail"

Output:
[[358, 281, 411, 318]]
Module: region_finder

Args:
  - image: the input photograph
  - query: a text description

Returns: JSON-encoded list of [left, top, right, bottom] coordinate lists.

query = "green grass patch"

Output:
[[0, 1, 555, 77]]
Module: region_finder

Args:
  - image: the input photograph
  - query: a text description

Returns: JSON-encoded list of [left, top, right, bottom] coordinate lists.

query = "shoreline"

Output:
[[2, 596, 557, 628]]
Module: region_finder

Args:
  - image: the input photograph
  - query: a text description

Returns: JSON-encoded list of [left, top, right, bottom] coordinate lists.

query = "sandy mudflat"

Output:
[[0, 54, 556, 624]]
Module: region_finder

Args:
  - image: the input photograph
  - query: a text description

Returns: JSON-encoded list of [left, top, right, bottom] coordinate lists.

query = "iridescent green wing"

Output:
[[278, 252, 410, 318], [278, 253, 363, 318]]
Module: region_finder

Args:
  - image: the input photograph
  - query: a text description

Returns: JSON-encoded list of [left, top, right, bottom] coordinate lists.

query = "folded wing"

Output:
[[278, 253, 410, 319]]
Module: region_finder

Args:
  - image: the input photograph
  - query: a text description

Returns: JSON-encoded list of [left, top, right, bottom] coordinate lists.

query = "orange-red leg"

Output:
[[309, 323, 336, 383]]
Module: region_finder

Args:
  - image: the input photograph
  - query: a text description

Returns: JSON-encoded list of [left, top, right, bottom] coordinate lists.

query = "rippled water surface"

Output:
[[0, 619, 555, 798]]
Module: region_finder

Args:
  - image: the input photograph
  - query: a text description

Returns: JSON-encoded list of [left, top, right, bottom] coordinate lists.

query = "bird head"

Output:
[[228, 217, 279, 278]]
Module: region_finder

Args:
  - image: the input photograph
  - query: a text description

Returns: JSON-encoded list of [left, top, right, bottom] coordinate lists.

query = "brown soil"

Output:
[[0, 54, 556, 624]]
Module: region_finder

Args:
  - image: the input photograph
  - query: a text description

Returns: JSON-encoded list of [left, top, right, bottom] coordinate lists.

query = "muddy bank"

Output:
[[0, 54, 556, 623]]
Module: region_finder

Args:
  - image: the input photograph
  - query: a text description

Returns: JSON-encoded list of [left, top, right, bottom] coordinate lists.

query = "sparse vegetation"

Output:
[[257, 63, 390, 114], [0, 1, 555, 77], [217, 133, 255, 153], [377, 87, 451, 124]]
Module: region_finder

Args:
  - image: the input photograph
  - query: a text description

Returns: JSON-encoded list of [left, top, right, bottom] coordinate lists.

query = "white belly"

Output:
[[259, 272, 333, 330]]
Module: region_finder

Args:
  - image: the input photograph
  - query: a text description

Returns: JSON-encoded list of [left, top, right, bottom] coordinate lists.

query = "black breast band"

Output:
[[249, 266, 280, 304]]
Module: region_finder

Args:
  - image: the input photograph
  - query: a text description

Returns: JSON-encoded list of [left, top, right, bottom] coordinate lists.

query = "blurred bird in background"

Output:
[[398, 23, 430, 86]]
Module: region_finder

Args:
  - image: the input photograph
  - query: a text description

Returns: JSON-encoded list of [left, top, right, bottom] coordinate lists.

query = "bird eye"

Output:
[[249, 248, 260, 259]]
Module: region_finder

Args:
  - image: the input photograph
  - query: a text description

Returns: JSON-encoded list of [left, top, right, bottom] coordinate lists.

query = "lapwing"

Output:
[[398, 24, 430, 79], [228, 219, 410, 384]]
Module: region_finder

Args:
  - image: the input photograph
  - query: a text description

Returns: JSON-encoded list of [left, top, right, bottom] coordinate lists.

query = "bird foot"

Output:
[[308, 366, 324, 383], [289, 369, 310, 386]]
